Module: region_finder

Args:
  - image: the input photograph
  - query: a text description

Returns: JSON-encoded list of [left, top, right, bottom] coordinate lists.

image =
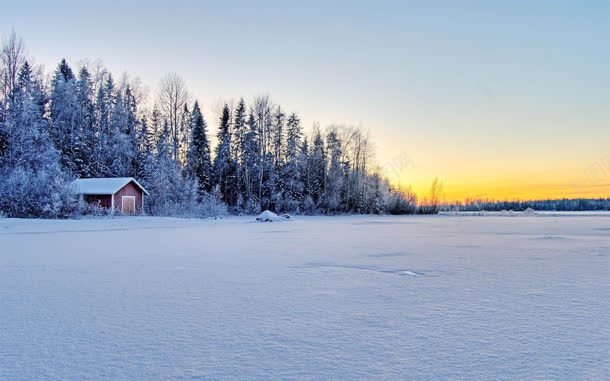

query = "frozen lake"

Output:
[[1, 215, 609, 380]]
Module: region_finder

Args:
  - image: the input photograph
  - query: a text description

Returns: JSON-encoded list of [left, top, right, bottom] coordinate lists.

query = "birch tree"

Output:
[[158, 73, 188, 162]]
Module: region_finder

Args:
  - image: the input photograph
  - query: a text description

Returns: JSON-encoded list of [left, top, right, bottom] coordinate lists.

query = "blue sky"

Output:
[[4, 0, 610, 199]]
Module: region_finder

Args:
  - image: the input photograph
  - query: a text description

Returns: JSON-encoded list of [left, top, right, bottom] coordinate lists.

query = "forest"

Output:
[[0, 31, 418, 218], [448, 198, 610, 212]]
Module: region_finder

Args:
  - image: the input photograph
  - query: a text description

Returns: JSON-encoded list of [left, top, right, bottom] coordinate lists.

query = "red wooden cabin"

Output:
[[71, 177, 149, 215]]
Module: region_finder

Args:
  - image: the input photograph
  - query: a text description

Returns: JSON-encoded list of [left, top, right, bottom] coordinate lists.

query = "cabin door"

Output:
[[122, 196, 136, 215]]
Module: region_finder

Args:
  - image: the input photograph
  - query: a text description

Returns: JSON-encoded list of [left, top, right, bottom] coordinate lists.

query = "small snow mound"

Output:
[[256, 210, 280, 222], [256, 210, 292, 222], [523, 207, 536, 214]]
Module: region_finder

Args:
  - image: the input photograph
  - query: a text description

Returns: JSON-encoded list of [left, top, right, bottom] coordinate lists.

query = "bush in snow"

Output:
[[0, 167, 81, 218], [386, 188, 417, 215], [80, 200, 111, 216], [301, 195, 316, 215], [142, 162, 227, 218], [198, 187, 229, 217]]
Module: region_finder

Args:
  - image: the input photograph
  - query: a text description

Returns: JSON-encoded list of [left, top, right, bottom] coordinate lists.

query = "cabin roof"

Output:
[[71, 177, 150, 195]]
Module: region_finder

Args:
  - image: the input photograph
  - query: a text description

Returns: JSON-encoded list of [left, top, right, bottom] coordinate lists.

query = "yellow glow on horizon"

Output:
[[387, 171, 610, 203], [376, 118, 610, 204]]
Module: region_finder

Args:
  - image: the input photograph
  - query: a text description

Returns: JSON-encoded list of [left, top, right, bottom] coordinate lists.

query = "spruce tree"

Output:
[[272, 106, 285, 165], [232, 99, 247, 208], [299, 136, 312, 212], [282, 113, 304, 212], [50, 59, 86, 176], [186, 101, 213, 195], [75, 67, 95, 177], [149, 106, 162, 154], [123, 85, 139, 175], [269, 106, 286, 209], [242, 110, 261, 211], [213, 104, 236, 206], [309, 129, 326, 209], [134, 116, 152, 180], [93, 74, 115, 176], [105, 87, 134, 176], [325, 129, 343, 212]]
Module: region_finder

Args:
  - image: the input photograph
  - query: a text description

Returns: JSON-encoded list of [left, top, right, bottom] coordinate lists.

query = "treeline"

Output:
[[448, 198, 610, 212], [0, 32, 414, 218]]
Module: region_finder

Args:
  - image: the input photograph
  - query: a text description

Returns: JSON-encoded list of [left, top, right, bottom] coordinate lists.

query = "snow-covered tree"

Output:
[[186, 101, 213, 195], [213, 104, 237, 206], [158, 73, 188, 162], [50, 59, 89, 176], [104, 85, 135, 176], [299, 136, 314, 213], [93, 73, 115, 176], [241, 111, 261, 212], [75, 67, 96, 177], [272, 106, 285, 165], [0, 61, 78, 218], [325, 128, 343, 212], [178, 102, 190, 164], [133, 116, 152, 180], [309, 128, 326, 210], [232, 99, 248, 208], [149, 106, 162, 153], [282, 113, 304, 212], [0, 31, 27, 119]]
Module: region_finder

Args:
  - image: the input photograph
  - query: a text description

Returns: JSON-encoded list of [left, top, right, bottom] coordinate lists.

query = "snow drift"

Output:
[[255, 210, 293, 222]]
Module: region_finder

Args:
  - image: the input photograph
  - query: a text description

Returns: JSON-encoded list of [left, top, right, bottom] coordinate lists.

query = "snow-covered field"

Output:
[[1, 215, 609, 380]]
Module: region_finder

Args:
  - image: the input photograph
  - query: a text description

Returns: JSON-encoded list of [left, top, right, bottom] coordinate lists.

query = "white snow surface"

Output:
[[1, 215, 609, 380], [71, 177, 149, 195]]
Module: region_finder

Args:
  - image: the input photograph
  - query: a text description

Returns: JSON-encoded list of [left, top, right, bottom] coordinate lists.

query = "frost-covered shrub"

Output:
[[81, 200, 110, 216], [142, 162, 227, 218], [241, 197, 262, 215], [198, 187, 229, 217], [0, 167, 81, 218], [302, 195, 316, 215], [386, 189, 417, 215]]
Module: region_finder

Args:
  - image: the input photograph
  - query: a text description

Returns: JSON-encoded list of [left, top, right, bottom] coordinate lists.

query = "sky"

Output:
[[3, 0, 610, 201]]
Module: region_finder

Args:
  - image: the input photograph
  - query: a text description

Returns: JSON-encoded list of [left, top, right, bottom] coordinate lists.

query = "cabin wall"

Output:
[[113, 182, 143, 214]]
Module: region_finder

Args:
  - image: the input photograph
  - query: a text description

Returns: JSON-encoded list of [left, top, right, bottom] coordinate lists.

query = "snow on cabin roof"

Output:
[[71, 177, 149, 195]]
